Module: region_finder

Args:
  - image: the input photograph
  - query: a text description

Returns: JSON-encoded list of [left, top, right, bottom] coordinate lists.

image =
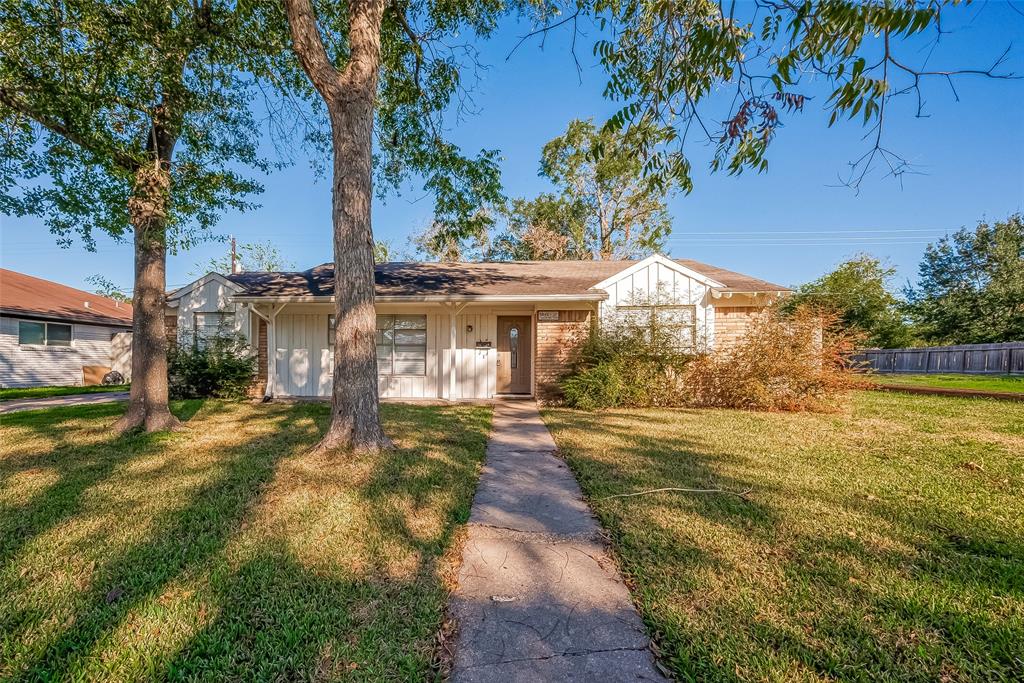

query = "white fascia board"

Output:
[[229, 293, 608, 304], [590, 253, 726, 291], [167, 272, 244, 301]]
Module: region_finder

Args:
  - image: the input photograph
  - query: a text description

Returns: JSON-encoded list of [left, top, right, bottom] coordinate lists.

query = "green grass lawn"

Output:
[[869, 373, 1024, 393], [1, 400, 491, 681], [0, 385, 130, 401], [543, 392, 1023, 682]]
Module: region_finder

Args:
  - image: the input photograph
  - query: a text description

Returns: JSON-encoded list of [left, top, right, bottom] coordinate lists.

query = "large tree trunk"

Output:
[[113, 161, 180, 433], [285, 0, 391, 453]]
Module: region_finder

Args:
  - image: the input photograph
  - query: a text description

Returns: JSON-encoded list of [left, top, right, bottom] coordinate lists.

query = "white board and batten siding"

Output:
[[595, 256, 717, 348], [0, 316, 131, 388], [170, 275, 252, 343], [269, 309, 515, 400], [272, 311, 448, 399]]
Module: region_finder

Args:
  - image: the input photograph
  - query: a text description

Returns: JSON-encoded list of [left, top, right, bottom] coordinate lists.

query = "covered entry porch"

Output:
[[239, 296, 600, 401]]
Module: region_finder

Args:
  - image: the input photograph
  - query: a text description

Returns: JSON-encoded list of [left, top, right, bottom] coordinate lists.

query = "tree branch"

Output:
[[281, 0, 341, 99], [598, 486, 753, 501], [390, 0, 423, 92], [0, 87, 138, 171]]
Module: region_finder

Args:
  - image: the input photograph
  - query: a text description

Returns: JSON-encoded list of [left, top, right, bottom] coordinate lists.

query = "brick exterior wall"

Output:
[[535, 309, 592, 402], [249, 318, 268, 398], [164, 314, 178, 345], [714, 306, 766, 348]]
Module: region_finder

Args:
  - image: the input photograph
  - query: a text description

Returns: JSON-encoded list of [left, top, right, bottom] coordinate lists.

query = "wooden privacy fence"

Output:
[[854, 342, 1024, 375]]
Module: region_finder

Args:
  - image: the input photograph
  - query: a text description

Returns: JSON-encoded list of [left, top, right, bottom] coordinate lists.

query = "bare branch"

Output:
[[599, 486, 753, 501], [391, 0, 424, 92]]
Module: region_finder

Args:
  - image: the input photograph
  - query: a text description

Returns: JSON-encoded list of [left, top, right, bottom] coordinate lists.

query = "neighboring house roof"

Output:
[[0, 269, 133, 327], [225, 258, 789, 300]]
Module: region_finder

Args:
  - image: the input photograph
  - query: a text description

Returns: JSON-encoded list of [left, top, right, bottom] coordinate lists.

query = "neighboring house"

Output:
[[0, 269, 133, 388], [167, 254, 790, 401]]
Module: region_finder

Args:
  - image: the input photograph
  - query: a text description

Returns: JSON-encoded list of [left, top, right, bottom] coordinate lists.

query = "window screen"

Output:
[[376, 315, 426, 375], [47, 323, 72, 346]]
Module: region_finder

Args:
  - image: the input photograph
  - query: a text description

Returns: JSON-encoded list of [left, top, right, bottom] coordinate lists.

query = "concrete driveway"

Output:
[[0, 392, 129, 415]]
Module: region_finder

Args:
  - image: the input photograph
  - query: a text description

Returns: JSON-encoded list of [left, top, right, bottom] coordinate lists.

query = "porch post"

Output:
[[266, 303, 285, 399], [449, 304, 457, 400]]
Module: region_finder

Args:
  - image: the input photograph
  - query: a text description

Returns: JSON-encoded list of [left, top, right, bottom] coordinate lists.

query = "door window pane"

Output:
[[18, 321, 45, 345], [509, 326, 519, 369]]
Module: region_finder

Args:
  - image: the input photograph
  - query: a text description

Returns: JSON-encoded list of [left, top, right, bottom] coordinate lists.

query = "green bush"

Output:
[[559, 308, 696, 409], [168, 333, 256, 400], [561, 361, 625, 410]]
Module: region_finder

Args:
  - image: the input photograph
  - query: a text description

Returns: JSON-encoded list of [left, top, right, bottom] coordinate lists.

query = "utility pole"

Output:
[[230, 235, 238, 274]]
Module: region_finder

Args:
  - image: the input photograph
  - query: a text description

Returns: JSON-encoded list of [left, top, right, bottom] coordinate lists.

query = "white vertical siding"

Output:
[[453, 313, 497, 399], [173, 278, 250, 343], [273, 311, 448, 399], [0, 315, 132, 388]]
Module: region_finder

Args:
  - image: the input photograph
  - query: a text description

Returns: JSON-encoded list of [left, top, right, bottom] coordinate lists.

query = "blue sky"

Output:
[[2, 2, 1022, 295]]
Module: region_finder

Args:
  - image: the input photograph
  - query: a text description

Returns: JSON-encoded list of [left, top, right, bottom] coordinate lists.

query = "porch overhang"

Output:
[[230, 292, 609, 305]]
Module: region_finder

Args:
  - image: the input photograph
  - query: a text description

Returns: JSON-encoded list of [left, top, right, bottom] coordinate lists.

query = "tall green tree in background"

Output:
[[0, 0, 299, 432], [497, 119, 672, 260], [786, 255, 916, 348], [491, 194, 592, 261], [907, 215, 1024, 344]]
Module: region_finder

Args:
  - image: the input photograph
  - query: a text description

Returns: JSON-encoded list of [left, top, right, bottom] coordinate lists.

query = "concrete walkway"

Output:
[[449, 401, 666, 682], [0, 391, 129, 415]]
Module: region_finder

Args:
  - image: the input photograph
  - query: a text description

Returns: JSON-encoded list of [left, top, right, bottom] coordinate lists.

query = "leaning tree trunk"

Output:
[[285, 0, 391, 453], [113, 161, 180, 433]]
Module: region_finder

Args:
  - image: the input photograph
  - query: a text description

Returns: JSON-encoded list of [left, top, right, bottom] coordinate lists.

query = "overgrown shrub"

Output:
[[560, 297, 698, 408], [168, 333, 256, 400], [684, 306, 861, 412]]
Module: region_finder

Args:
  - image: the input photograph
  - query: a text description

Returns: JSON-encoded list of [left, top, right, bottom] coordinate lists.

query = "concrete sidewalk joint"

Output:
[[448, 400, 667, 682]]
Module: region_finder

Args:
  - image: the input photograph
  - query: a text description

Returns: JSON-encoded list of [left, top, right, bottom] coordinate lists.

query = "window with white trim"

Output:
[[194, 312, 234, 346], [328, 314, 428, 375], [18, 321, 72, 346], [377, 314, 427, 375], [614, 304, 697, 348]]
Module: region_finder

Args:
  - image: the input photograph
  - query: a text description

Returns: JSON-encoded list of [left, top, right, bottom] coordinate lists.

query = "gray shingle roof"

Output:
[[226, 259, 790, 298]]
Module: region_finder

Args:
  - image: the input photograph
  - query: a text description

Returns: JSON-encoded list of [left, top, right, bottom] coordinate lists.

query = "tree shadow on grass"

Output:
[[0, 400, 227, 570], [2, 405, 319, 681], [2, 401, 492, 681], [544, 407, 1024, 681], [158, 403, 491, 680]]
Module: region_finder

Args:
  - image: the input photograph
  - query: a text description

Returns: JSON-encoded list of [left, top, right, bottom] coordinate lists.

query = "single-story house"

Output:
[[0, 269, 133, 388], [166, 254, 790, 401]]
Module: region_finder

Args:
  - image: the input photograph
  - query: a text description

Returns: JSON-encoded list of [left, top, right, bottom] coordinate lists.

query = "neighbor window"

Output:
[[377, 314, 426, 375], [18, 321, 72, 347], [615, 304, 697, 348], [194, 312, 234, 346]]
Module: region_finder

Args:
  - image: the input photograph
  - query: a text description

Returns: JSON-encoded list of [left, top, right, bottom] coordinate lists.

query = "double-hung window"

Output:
[[328, 314, 428, 376], [378, 315, 427, 375], [614, 304, 697, 349], [194, 312, 234, 347], [18, 321, 72, 347]]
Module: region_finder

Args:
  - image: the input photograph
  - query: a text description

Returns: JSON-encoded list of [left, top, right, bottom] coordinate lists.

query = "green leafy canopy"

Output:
[[0, 0, 308, 250]]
